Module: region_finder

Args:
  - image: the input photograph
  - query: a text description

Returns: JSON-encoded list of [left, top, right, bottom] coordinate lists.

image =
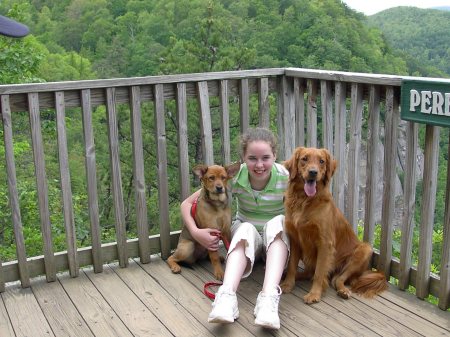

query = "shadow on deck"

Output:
[[1, 255, 449, 337]]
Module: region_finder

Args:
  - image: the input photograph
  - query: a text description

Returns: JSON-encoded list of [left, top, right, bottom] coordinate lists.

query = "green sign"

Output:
[[401, 80, 450, 127]]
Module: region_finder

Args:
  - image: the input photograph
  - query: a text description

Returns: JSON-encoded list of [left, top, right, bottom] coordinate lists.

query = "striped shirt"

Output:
[[231, 162, 289, 232]]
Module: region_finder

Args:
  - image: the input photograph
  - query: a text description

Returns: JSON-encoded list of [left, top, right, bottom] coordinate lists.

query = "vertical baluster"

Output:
[[306, 79, 318, 148], [106, 88, 128, 267], [219, 80, 231, 165], [197, 81, 214, 166], [398, 121, 418, 289], [154, 84, 170, 259], [81, 89, 103, 273], [439, 133, 450, 310], [416, 125, 440, 299], [55, 91, 79, 276], [129, 86, 150, 264], [28, 92, 56, 281], [378, 86, 400, 279], [333, 82, 346, 210], [239, 79, 250, 134], [1, 95, 30, 288], [294, 78, 305, 148], [176, 83, 190, 201], [347, 83, 363, 232], [258, 77, 270, 129], [320, 80, 333, 152], [364, 85, 381, 244]]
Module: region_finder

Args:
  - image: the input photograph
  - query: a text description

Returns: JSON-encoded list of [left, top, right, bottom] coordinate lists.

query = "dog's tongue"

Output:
[[304, 180, 317, 197]]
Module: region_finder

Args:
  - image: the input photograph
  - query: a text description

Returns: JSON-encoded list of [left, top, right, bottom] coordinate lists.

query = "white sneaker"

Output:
[[254, 285, 282, 329], [208, 285, 239, 323]]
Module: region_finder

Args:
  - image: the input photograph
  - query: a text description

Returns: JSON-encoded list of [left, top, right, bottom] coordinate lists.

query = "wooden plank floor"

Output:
[[1, 255, 449, 337]]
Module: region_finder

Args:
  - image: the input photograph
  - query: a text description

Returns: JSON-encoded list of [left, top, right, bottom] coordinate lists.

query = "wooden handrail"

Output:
[[0, 68, 449, 310]]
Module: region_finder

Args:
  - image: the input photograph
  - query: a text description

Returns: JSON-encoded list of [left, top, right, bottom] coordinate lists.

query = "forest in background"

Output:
[[0, 0, 449, 297]]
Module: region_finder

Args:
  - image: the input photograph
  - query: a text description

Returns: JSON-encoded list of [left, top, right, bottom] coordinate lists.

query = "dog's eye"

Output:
[[208, 176, 215, 181], [320, 159, 325, 164], [301, 156, 308, 162]]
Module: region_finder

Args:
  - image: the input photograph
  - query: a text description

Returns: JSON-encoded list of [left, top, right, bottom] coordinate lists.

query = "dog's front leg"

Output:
[[281, 239, 301, 293], [208, 250, 225, 280], [304, 241, 334, 304]]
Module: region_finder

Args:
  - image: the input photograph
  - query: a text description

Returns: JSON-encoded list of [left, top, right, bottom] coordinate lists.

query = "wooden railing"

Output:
[[0, 68, 449, 310]]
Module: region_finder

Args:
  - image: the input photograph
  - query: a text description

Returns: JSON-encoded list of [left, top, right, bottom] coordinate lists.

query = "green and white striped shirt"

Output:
[[231, 162, 288, 232]]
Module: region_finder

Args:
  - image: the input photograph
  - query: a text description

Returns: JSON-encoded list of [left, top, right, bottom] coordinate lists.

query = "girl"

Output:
[[180, 127, 289, 330]]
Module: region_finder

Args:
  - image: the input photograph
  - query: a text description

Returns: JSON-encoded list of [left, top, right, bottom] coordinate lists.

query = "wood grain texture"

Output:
[[28, 92, 56, 282], [81, 89, 103, 273], [1, 95, 30, 287]]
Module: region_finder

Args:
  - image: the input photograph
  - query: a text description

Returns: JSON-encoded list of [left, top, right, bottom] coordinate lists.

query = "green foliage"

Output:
[[368, 7, 450, 77], [0, 1, 448, 284]]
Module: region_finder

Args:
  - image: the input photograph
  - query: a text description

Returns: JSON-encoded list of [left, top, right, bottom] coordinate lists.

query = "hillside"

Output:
[[368, 7, 450, 78], [1, 0, 410, 83]]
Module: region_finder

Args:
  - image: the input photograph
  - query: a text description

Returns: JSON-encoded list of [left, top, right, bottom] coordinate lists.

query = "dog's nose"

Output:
[[216, 186, 224, 193], [308, 169, 318, 178]]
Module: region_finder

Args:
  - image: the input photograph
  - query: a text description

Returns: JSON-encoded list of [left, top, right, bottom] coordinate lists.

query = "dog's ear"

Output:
[[323, 149, 337, 184], [284, 147, 303, 180], [192, 164, 208, 178], [225, 161, 241, 178]]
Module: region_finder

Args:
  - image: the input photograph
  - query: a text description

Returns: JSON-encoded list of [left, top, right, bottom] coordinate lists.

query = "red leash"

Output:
[[191, 198, 231, 300], [203, 232, 231, 300]]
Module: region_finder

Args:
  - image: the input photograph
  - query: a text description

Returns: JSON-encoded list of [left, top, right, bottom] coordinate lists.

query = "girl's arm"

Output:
[[180, 189, 221, 251]]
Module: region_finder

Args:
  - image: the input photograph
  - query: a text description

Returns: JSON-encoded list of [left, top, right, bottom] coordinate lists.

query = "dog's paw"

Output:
[[280, 280, 295, 293], [304, 292, 321, 304], [337, 288, 352, 299], [214, 268, 225, 281], [169, 265, 181, 274]]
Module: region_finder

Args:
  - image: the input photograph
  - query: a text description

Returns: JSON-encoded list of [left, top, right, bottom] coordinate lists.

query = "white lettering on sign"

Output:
[[409, 89, 450, 116]]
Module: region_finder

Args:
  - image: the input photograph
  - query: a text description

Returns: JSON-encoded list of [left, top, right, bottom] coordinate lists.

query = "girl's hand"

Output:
[[193, 228, 221, 251]]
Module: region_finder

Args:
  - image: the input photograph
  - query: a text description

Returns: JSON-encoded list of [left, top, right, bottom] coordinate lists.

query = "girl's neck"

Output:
[[249, 176, 269, 191]]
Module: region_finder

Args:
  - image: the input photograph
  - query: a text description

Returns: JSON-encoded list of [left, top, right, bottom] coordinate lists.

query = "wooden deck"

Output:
[[1, 255, 449, 337]]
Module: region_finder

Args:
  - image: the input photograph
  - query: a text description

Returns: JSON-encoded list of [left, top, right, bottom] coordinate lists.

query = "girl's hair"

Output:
[[240, 127, 277, 158]]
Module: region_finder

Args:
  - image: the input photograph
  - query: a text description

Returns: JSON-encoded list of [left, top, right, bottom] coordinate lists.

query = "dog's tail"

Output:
[[351, 271, 389, 298]]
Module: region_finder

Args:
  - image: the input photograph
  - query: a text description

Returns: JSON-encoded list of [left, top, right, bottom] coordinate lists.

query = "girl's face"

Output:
[[243, 140, 275, 189]]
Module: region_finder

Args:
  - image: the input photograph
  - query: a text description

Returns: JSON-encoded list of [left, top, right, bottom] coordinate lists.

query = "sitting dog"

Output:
[[280, 147, 388, 303], [167, 162, 240, 280]]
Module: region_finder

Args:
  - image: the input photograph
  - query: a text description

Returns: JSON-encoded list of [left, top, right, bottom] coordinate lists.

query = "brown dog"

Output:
[[280, 147, 388, 304], [167, 162, 240, 280]]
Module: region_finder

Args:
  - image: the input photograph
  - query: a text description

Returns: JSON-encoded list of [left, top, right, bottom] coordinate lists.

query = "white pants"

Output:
[[227, 214, 290, 278]]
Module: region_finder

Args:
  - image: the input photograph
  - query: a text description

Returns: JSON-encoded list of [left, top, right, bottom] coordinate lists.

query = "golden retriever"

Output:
[[280, 147, 388, 303], [167, 162, 240, 280]]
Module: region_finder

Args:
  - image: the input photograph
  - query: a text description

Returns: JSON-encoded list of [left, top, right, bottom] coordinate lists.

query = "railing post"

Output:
[[439, 133, 450, 310], [294, 78, 305, 148], [416, 125, 440, 299], [81, 89, 103, 273], [55, 91, 79, 277], [28, 93, 56, 282], [176, 83, 191, 201], [398, 121, 418, 290], [258, 77, 270, 129], [154, 84, 171, 260], [129, 86, 150, 264], [106, 87, 128, 268], [277, 75, 295, 160], [219, 80, 231, 165], [378, 86, 400, 278], [1, 95, 30, 288], [333, 82, 346, 211], [306, 79, 318, 148], [347, 83, 363, 232], [364, 85, 381, 244]]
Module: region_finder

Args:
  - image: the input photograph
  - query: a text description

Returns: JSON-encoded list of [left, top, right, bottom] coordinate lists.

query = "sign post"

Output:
[[401, 80, 450, 127]]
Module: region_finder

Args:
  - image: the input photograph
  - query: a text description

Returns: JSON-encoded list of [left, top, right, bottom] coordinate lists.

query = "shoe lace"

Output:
[[259, 286, 281, 313]]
